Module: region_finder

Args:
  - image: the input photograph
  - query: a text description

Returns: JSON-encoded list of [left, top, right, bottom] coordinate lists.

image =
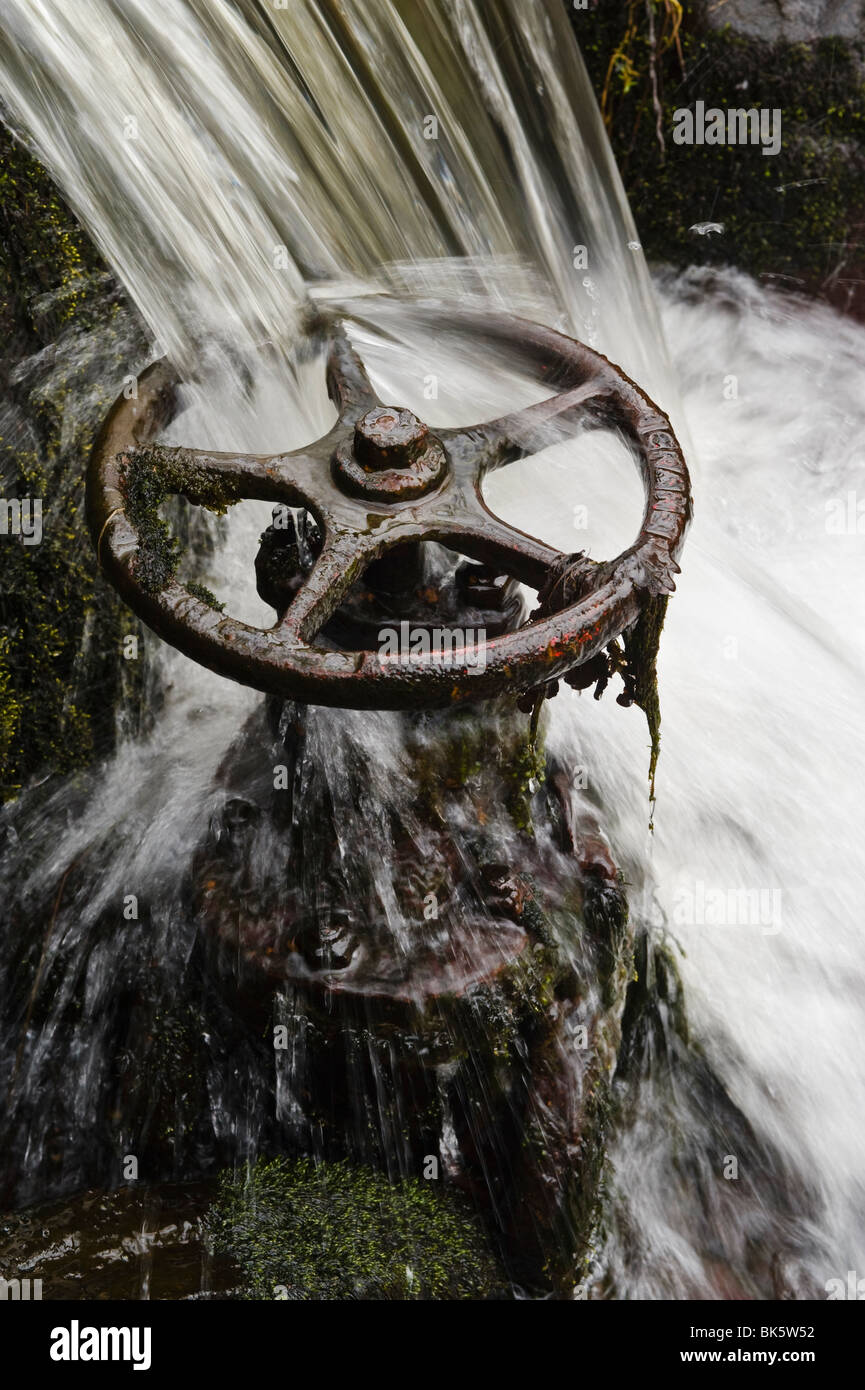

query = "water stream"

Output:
[[1, 0, 863, 1298]]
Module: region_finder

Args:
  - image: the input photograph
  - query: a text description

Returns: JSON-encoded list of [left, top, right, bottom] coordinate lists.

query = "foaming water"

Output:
[[544, 268, 865, 1295], [0, 0, 862, 1296]]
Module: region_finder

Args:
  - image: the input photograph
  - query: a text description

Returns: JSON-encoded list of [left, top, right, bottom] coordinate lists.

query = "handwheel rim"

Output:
[[87, 305, 692, 710]]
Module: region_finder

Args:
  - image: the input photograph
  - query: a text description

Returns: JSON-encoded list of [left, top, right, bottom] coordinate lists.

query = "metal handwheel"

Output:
[[87, 306, 691, 709]]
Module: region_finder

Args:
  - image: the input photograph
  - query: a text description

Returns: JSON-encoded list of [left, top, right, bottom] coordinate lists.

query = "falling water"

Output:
[[1, 0, 863, 1298], [0, 0, 674, 400]]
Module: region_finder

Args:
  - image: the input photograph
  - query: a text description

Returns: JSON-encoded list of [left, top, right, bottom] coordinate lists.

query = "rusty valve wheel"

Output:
[[87, 306, 691, 710]]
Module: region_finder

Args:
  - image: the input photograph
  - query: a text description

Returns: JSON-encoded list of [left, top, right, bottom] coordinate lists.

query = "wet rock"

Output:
[[702, 0, 865, 43], [579, 7, 865, 318], [0, 1182, 238, 1300], [0, 129, 153, 800], [186, 694, 636, 1294]]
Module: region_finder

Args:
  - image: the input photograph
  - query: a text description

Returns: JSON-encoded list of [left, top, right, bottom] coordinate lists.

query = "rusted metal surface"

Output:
[[332, 405, 448, 502], [87, 307, 692, 710]]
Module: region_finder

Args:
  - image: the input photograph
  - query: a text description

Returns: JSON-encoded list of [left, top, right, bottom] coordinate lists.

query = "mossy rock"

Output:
[[209, 1156, 507, 1300], [0, 125, 153, 799], [579, 2, 865, 305]]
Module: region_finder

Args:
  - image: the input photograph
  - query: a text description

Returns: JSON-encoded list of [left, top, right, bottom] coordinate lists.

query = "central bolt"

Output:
[[354, 406, 429, 471], [334, 405, 447, 502]]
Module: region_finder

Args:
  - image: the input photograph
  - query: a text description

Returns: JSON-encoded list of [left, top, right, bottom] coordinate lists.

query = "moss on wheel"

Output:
[[120, 445, 239, 597], [185, 581, 225, 612]]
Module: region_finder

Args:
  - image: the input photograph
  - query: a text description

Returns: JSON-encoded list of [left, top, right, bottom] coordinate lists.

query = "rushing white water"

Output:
[[543, 268, 865, 1296], [1, 0, 863, 1297]]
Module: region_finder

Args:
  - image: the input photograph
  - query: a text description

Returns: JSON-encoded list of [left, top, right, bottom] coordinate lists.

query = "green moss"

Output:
[[582, 877, 631, 1007], [129, 1004, 210, 1162], [408, 700, 548, 840], [0, 125, 100, 340], [185, 581, 225, 612], [0, 633, 22, 772], [546, 1075, 613, 1289], [119, 450, 181, 594], [505, 722, 547, 832], [0, 125, 151, 800], [120, 446, 239, 596], [617, 927, 690, 1081], [124, 444, 242, 514], [579, 5, 865, 294], [208, 1155, 506, 1300]]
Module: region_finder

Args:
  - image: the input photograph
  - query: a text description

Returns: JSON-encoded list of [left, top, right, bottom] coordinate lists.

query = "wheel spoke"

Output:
[[443, 376, 612, 478], [148, 445, 327, 514], [326, 326, 381, 424], [436, 495, 564, 591], [277, 529, 379, 644]]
